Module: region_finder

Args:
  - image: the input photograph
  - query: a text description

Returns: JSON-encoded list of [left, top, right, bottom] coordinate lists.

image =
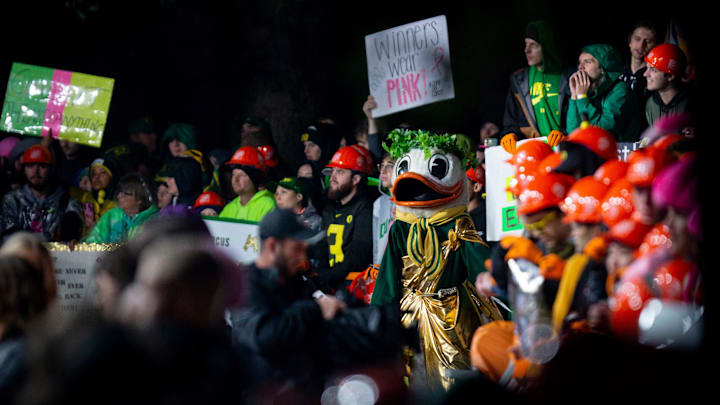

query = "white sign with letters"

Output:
[[365, 15, 454, 117]]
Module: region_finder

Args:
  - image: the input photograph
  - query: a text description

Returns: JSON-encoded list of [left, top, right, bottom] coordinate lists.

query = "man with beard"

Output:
[[317, 146, 373, 292], [1, 145, 82, 242]]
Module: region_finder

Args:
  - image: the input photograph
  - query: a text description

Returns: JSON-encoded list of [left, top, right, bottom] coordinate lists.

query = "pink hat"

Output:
[[651, 157, 697, 215], [0, 136, 20, 158]]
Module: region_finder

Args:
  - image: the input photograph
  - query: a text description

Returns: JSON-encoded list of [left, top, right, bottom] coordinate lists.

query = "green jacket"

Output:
[[371, 216, 491, 306], [219, 189, 276, 222], [84, 205, 159, 244], [566, 44, 643, 142]]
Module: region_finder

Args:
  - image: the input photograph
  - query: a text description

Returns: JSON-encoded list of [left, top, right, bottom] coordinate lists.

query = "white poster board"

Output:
[[50, 250, 105, 313], [202, 217, 260, 265], [485, 138, 551, 242], [365, 15, 454, 117]]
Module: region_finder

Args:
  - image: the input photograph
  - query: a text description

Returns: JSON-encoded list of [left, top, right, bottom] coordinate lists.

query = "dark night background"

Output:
[[0, 0, 716, 376], [0, 0, 706, 166]]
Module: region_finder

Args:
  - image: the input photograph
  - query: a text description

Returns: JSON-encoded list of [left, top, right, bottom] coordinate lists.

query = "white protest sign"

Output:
[[617, 141, 642, 161], [50, 250, 105, 313], [365, 15, 454, 117], [202, 217, 260, 264], [485, 138, 551, 242]]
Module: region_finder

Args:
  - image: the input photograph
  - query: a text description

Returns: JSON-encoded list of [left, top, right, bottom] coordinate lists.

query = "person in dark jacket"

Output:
[[0, 256, 50, 403], [501, 20, 572, 153], [317, 146, 373, 293], [231, 209, 406, 404], [618, 21, 660, 106], [163, 156, 204, 208], [643, 43, 693, 127], [299, 122, 341, 175], [1, 145, 82, 242]]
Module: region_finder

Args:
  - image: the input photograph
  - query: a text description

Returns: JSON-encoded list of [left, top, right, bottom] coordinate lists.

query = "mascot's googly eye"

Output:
[[396, 156, 410, 177], [428, 154, 449, 180]]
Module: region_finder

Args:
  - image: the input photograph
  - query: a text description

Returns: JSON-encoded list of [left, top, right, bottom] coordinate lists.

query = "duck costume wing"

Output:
[[371, 129, 502, 392]]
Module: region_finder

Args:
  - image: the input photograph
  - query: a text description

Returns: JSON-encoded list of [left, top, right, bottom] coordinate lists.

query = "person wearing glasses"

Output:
[[476, 172, 575, 315], [372, 152, 395, 265], [84, 174, 158, 244]]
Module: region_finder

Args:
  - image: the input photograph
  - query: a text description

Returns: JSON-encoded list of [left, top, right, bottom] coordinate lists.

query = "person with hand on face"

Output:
[[567, 44, 642, 142], [500, 21, 571, 154], [1, 145, 83, 242], [84, 174, 158, 244], [218, 146, 276, 222]]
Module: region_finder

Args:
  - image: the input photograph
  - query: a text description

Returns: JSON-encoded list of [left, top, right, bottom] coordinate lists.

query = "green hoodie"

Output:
[[84, 205, 159, 243], [566, 44, 642, 142]]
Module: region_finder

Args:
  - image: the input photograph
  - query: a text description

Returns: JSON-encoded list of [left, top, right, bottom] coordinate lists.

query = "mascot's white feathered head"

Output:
[[385, 129, 475, 219]]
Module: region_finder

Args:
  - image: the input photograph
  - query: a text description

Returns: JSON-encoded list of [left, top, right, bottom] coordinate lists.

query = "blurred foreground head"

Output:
[[119, 235, 231, 328], [0, 232, 56, 302]]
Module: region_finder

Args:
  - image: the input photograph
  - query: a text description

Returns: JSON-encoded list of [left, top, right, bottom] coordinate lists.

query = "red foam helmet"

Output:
[[560, 176, 609, 224], [600, 178, 635, 228], [194, 191, 226, 209], [567, 123, 617, 161], [517, 172, 574, 215]]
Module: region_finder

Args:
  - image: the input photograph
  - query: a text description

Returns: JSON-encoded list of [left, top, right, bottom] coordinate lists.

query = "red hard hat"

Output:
[[508, 140, 553, 169], [466, 166, 485, 185], [626, 147, 673, 187], [600, 178, 635, 228], [257, 145, 278, 168], [20, 145, 53, 165], [608, 218, 652, 249], [652, 258, 695, 301], [194, 191, 226, 209], [326, 145, 372, 174], [635, 224, 672, 258], [567, 123, 617, 161], [560, 176, 609, 224], [517, 172, 574, 215], [610, 276, 654, 340], [349, 144, 374, 174], [645, 43, 687, 76], [593, 159, 628, 186], [226, 146, 266, 171]]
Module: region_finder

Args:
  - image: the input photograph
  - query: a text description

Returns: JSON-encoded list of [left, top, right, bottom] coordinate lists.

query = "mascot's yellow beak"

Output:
[[391, 172, 463, 208]]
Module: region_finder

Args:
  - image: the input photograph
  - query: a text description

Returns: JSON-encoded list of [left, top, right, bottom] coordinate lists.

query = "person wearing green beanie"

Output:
[[566, 44, 643, 142]]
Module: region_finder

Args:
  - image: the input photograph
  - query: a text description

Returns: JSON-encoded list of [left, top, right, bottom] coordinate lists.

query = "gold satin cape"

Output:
[[373, 206, 502, 392]]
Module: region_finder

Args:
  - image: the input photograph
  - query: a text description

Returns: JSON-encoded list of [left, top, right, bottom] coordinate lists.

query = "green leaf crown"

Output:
[[382, 128, 475, 166]]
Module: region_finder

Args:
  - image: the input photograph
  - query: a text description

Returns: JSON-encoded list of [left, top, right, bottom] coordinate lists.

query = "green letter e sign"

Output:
[[502, 206, 522, 231]]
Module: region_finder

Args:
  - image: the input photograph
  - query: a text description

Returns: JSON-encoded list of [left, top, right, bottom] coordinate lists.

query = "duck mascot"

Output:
[[371, 129, 502, 392]]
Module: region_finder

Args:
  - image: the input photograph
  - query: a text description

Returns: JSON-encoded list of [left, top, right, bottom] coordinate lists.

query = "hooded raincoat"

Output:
[[502, 21, 571, 140], [566, 44, 643, 142]]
